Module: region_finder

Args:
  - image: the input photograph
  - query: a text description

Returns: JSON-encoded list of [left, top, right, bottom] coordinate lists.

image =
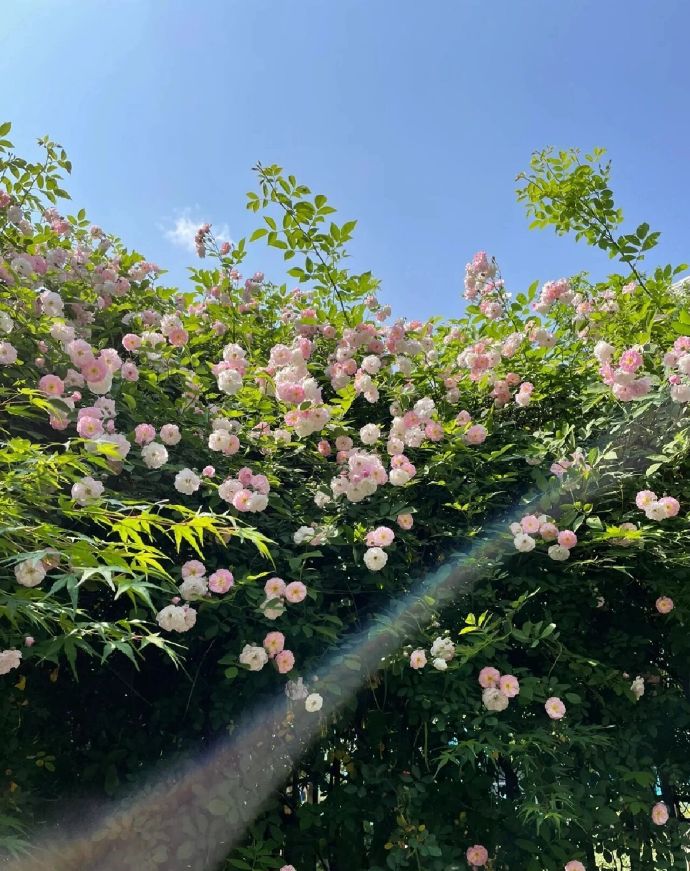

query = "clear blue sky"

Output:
[[1, 0, 688, 319]]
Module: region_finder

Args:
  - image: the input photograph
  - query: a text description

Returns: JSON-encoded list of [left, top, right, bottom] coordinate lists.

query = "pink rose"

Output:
[[208, 569, 234, 594], [651, 801, 669, 825], [275, 649, 295, 674], [478, 666, 501, 688], [466, 844, 488, 866], [464, 424, 488, 445], [656, 596, 674, 615], [284, 581, 307, 604], [557, 529, 577, 549], [545, 696, 566, 720]]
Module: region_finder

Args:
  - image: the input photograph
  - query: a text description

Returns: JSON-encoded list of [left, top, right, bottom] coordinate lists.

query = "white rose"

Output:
[[218, 369, 243, 395], [547, 544, 570, 561], [260, 598, 286, 620], [359, 424, 381, 445], [389, 469, 411, 487], [179, 577, 208, 601], [513, 533, 536, 553], [630, 675, 645, 700], [361, 355, 381, 374], [174, 468, 201, 495], [593, 340, 615, 363], [482, 687, 509, 712], [208, 430, 232, 452], [14, 558, 46, 588], [305, 692, 323, 713], [430, 636, 455, 662], [71, 475, 104, 505], [141, 442, 168, 470], [239, 644, 268, 672], [0, 649, 22, 675], [156, 604, 197, 632], [363, 547, 388, 571]]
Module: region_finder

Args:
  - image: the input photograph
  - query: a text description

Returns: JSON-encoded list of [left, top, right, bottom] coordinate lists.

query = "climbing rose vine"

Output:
[[0, 129, 689, 870]]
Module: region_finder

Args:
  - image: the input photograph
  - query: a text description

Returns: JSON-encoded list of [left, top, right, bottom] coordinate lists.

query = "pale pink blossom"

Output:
[[265, 577, 287, 599], [499, 674, 520, 698], [464, 424, 488, 445], [466, 844, 489, 866], [38, 374, 65, 396], [397, 513, 414, 530], [160, 423, 181, 445], [275, 649, 295, 674], [635, 489, 657, 509], [366, 526, 395, 548], [181, 561, 206, 580], [263, 632, 286, 657], [651, 802, 669, 825], [557, 529, 577, 549], [656, 596, 674, 614], [284, 581, 307, 603], [410, 649, 427, 669], [134, 423, 156, 445], [545, 696, 566, 719], [478, 666, 501, 688], [540, 522, 559, 541], [121, 361, 139, 381], [209, 569, 234, 593], [520, 514, 540, 534], [657, 496, 680, 518]]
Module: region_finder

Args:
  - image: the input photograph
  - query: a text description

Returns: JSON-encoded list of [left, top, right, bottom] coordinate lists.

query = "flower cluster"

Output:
[[478, 666, 520, 712], [245, 631, 296, 674], [455, 410, 489, 444], [409, 635, 456, 671], [595, 342, 652, 401], [510, 514, 578, 561], [635, 490, 680, 522], [664, 335, 690, 402], [550, 447, 590, 479], [364, 525, 395, 572], [218, 466, 271, 512], [156, 603, 197, 633], [260, 576, 308, 621], [330, 449, 388, 502]]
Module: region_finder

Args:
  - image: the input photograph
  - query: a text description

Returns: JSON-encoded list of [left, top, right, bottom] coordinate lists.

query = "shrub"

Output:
[[0, 128, 689, 869]]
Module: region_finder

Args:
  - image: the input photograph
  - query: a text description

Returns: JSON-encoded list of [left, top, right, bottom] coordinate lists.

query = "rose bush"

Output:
[[0, 127, 689, 869]]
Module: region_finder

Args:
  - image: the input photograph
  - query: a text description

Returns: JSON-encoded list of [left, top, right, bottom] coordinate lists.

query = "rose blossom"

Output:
[[478, 666, 501, 688], [208, 569, 234, 593], [499, 674, 520, 698], [651, 801, 669, 825], [275, 649, 295, 674], [466, 844, 488, 866], [263, 632, 286, 657], [545, 696, 566, 720], [656, 596, 674, 614], [284, 581, 307, 603], [409, 649, 427, 669]]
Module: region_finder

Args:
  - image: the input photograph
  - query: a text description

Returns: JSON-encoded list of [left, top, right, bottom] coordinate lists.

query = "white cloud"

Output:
[[163, 209, 231, 252]]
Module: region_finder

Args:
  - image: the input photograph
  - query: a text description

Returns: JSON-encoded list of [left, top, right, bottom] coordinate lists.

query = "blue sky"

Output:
[[1, 0, 688, 319]]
